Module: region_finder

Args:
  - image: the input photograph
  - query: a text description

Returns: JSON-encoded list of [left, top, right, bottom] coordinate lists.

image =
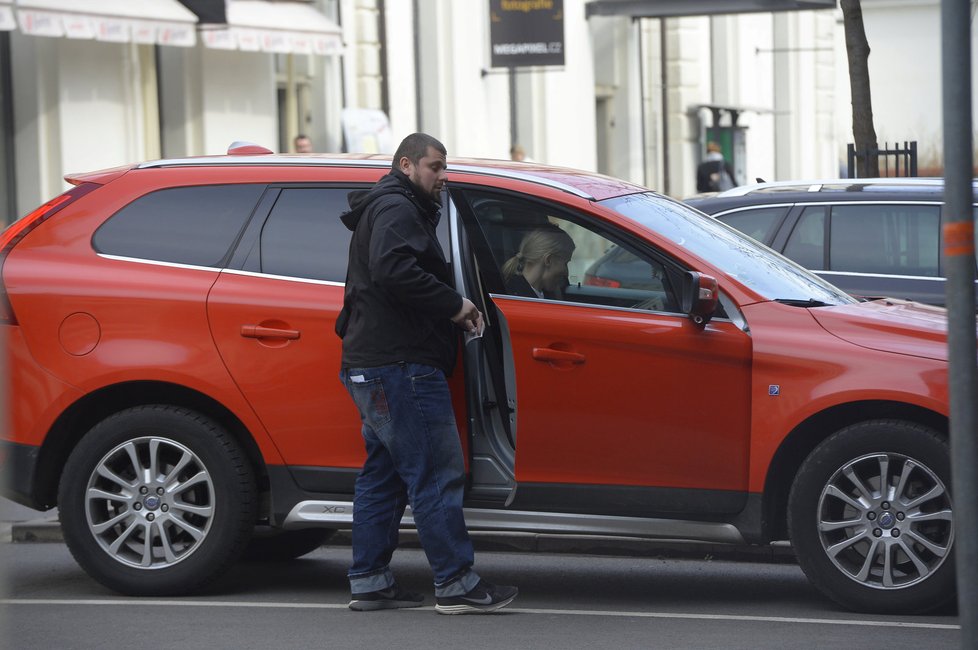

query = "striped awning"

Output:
[[0, 1, 15, 31], [12, 0, 197, 47], [200, 0, 343, 56]]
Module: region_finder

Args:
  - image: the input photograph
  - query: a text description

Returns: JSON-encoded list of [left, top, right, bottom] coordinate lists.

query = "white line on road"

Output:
[[0, 599, 958, 630]]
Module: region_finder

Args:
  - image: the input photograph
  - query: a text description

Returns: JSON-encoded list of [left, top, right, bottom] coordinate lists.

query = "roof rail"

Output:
[[135, 153, 596, 199], [715, 177, 950, 198]]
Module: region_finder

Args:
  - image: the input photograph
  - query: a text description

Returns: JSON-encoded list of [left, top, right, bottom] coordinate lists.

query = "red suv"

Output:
[[0, 145, 956, 614]]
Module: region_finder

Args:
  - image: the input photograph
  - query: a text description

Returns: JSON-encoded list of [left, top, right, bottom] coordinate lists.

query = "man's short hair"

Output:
[[392, 133, 446, 170]]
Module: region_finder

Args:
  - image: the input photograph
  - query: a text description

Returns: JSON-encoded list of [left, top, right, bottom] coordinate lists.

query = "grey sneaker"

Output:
[[349, 584, 424, 611], [435, 579, 518, 614]]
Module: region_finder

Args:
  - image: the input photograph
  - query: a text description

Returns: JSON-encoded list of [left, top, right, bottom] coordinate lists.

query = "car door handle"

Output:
[[241, 325, 301, 340], [531, 347, 585, 364]]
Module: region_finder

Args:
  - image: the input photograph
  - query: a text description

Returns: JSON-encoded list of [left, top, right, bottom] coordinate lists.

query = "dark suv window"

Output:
[[830, 204, 940, 277], [783, 207, 827, 269], [781, 204, 941, 277], [716, 206, 787, 243], [93, 184, 264, 267], [258, 188, 353, 282]]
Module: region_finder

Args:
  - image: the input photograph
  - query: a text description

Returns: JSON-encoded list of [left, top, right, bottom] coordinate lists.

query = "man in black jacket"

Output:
[[336, 133, 518, 614]]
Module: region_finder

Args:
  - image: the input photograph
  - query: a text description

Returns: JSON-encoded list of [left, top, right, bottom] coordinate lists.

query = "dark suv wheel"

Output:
[[58, 405, 258, 596], [788, 420, 954, 614]]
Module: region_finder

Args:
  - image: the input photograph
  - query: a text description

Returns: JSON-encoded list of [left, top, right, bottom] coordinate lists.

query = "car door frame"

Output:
[[451, 184, 754, 520]]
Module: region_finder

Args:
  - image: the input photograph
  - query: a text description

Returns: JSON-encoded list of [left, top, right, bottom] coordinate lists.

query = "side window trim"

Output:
[[227, 187, 282, 272]]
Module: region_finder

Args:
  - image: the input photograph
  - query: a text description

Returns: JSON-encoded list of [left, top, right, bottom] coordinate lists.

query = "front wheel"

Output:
[[59, 405, 257, 596], [788, 420, 954, 614]]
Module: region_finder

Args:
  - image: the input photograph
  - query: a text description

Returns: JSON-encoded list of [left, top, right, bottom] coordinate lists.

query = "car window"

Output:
[[93, 184, 264, 267], [461, 190, 680, 313], [601, 192, 854, 306], [829, 204, 940, 277], [259, 188, 353, 282], [783, 206, 826, 269], [716, 206, 787, 243]]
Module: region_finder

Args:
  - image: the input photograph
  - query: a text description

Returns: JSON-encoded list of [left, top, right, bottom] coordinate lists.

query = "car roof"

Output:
[[104, 149, 648, 202], [686, 177, 978, 212]]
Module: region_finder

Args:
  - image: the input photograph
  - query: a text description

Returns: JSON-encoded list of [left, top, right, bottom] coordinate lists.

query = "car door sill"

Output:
[[282, 500, 745, 544]]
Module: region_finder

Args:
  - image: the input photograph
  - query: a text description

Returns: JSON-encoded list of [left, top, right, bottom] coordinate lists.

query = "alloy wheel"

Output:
[[816, 451, 953, 590], [84, 436, 216, 569]]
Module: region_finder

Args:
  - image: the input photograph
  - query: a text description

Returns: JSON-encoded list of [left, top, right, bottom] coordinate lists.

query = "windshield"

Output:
[[602, 192, 856, 305]]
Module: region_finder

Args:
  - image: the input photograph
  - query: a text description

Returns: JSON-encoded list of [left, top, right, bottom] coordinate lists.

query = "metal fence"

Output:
[[846, 141, 918, 178]]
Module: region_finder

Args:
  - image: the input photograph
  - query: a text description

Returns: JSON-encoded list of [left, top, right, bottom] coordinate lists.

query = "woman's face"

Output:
[[540, 254, 571, 292]]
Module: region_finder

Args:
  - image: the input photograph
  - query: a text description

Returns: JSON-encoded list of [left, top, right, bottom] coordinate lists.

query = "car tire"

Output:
[[241, 528, 336, 562], [788, 419, 954, 614], [58, 405, 257, 596]]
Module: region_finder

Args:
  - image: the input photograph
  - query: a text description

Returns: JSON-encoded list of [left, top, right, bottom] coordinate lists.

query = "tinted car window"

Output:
[[783, 206, 826, 269], [259, 188, 353, 282], [716, 206, 787, 243], [829, 204, 940, 277], [93, 185, 264, 267], [463, 190, 679, 312]]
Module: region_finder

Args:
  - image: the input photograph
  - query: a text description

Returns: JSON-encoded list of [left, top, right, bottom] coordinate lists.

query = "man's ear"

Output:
[[398, 156, 412, 174]]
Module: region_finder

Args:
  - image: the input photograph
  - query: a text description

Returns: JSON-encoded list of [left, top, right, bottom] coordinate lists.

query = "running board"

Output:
[[283, 500, 745, 545]]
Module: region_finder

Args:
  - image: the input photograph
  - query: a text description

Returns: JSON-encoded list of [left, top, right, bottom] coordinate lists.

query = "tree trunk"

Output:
[[840, 0, 879, 177]]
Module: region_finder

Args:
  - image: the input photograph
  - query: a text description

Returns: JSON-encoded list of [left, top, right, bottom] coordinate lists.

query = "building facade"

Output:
[[1, 0, 974, 224]]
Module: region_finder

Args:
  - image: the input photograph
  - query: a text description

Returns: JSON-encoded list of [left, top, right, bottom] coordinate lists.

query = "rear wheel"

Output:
[[788, 420, 954, 614], [58, 405, 257, 596]]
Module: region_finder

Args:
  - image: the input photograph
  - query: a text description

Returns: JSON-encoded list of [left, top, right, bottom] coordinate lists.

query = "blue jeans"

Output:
[[341, 363, 480, 598]]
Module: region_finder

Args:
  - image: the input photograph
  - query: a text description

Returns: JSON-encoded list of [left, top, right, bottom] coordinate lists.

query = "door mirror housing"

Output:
[[681, 272, 719, 326]]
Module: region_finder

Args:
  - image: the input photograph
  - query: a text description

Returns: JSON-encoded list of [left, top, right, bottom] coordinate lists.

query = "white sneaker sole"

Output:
[[434, 593, 517, 615]]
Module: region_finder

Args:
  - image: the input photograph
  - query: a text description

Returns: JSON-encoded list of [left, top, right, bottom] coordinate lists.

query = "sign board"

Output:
[[341, 108, 394, 154], [489, 0, 564, 68]]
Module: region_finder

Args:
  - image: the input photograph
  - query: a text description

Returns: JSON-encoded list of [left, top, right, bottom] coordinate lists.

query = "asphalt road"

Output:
[[0, 540, 960, 649]]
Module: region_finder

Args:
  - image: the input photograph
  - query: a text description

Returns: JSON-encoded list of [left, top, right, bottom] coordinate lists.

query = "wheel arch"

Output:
[[760, 400, 947, 542], [33, 380, 269, 511]]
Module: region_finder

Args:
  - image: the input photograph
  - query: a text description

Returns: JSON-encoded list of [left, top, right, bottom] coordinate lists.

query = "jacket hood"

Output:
[[810, 298, 953, 361], [340, 169, 439, 231]]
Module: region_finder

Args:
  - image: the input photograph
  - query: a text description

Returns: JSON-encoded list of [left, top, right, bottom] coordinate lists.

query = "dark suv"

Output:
[[686, 178, 978, 306]]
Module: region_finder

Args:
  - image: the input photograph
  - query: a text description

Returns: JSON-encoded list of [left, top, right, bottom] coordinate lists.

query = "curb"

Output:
[[5, 518, 63, 543], [4, 519, 796, 563]]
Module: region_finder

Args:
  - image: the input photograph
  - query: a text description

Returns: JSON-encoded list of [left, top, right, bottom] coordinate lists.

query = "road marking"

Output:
[[0, 599, 958, 630]]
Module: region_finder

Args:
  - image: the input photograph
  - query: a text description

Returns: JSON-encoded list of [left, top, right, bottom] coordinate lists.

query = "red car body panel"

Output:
[[494, 296, 752, 490], [0, 155, 951, 515]]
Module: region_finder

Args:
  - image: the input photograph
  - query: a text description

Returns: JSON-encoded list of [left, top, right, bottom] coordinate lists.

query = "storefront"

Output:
[[2, 0, 343, 221]]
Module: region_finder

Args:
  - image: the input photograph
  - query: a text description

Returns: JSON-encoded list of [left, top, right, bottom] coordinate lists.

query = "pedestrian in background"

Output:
[[336, 132, 519, 614], [294, 134, 313, 153], [510, 144, 534, 162], [696, 141, 736, 192]]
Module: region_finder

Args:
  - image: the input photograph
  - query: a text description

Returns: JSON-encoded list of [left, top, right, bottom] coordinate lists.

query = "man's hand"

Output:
[[451, 297, 483, 334]]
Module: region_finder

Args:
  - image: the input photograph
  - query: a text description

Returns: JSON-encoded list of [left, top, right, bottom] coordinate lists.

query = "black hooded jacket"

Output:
[[335, 169, 463, 373]]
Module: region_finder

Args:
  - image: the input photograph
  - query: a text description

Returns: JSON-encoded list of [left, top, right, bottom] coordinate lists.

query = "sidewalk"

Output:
[[1, 497, 796, 562]]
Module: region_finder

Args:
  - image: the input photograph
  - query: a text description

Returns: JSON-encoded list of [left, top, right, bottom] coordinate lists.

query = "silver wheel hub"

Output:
[[84, 436, 216, 569], [817, 452, 953, 590]]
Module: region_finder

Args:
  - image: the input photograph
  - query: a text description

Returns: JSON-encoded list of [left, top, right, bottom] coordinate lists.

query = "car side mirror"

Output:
[[681, 272, 719, 326]]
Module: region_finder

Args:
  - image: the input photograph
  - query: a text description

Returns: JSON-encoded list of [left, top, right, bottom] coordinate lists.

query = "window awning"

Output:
[[201, 0, 343, 56], [585, 0, 836, 19], [1, 1, 16, 31], [13, 0, 197, 46]]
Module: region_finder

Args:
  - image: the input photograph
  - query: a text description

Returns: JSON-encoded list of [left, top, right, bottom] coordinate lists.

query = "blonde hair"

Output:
[[502, 226, 576, 282]]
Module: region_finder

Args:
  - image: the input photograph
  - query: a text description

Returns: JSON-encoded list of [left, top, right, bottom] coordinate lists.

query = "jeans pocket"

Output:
[[406, 363, 442, 383], [349, 378, 392, 430]]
